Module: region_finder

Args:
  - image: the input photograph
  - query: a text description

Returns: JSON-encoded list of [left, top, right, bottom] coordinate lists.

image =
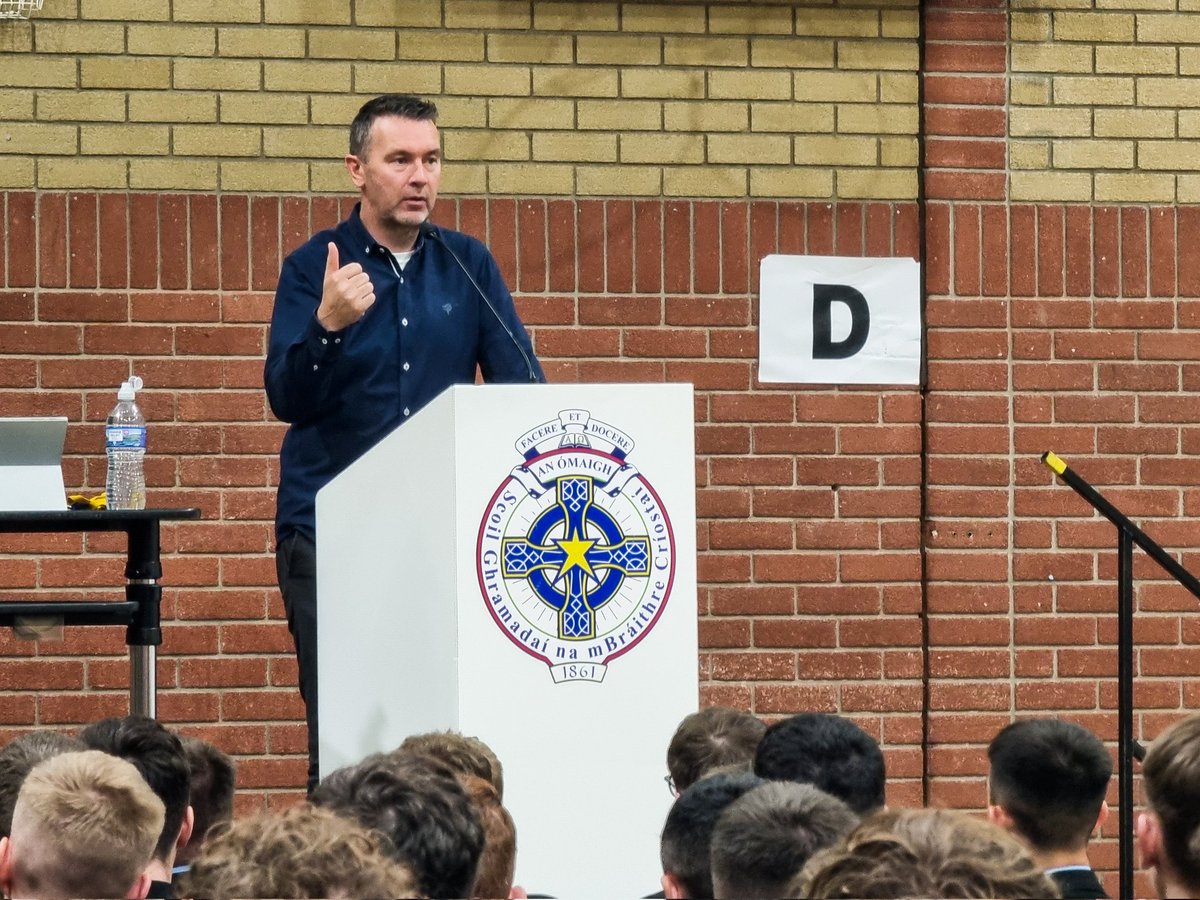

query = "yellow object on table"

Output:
[[66, 493, 107, 510]]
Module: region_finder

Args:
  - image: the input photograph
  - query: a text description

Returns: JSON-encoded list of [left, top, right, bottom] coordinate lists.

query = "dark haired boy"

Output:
[[987, 717, 1112, 899]]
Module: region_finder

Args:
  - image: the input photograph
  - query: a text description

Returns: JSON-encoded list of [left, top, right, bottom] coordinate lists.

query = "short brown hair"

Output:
[[178, 804, 418, 899], [1143, 713, 1200, 892], [177, 736, 235, 865], [311, 753, 484, 899], [9, 750, 165, 899], [461, 776, 516, 899], [0, 730, 85, 839], [797, 808, 1060, 899], [711, 782, 858, 898], [668, 707, 766, 794], [349, 94, 438, 158], [398, 730, 505, 800]]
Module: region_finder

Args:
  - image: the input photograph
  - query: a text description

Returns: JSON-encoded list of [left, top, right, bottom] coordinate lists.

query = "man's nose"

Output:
[[410, 161, 429, 184]]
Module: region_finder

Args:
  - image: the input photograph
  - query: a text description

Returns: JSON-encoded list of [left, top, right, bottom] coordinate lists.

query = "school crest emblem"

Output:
[[476, 409, 675, 683]]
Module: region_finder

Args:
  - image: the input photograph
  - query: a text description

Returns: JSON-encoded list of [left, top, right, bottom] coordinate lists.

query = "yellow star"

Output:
[[553, 535, 597, 582]]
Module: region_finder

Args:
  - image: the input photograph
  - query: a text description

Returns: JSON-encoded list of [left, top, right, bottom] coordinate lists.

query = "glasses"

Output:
[[664, 774, 676, 796]]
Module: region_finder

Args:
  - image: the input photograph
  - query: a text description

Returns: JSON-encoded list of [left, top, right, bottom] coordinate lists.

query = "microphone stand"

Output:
[[1042, 451, 1200, 900]]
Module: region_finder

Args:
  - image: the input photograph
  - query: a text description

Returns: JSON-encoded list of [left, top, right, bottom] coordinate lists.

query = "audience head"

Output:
[[175, 736, 235, 866], [659, 770, 764, 899], [1139, 713, 1200, 899], [312, 752, 484, 899], [0, 749, 164, 900], [177, 803, 417, 899], [987, 718, 1111, 856], [398, 730, 505, 801], [460, 775, 517, 899], [0, 730, 85, 840], [80, 716, 192, 868], [797, 807, 1059, 899], [667, 707, 766, 795], [710, 781, 858, 899], [754, 713, 886, 815]]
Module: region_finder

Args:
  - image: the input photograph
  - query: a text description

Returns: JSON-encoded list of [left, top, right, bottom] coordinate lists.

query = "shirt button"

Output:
[[321, 338, 328, 345], [401, 317, 408, 326], [312, 364, 319, 371], [334, 338, 341, 344], [403, 362, 410, 371], [403, 407, 410, 416]]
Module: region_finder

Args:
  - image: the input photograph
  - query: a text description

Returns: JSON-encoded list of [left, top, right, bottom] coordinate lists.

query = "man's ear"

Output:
[[1137, 811, 1164, 869], [662, 872, 687, 900], [126, 870, 152, 900], [345, 154, 366, 189], [176, 805, 195, 850], [0, 835, 13, 894], [1094, 800, 1110, 836], [987, 803, 1014, 831]]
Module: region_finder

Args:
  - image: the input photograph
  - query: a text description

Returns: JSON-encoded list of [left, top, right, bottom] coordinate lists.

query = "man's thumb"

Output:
[[325, 241, 339, 276]]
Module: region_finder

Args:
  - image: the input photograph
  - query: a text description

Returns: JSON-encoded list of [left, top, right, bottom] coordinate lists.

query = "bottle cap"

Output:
[[117, 375, 143, 401]]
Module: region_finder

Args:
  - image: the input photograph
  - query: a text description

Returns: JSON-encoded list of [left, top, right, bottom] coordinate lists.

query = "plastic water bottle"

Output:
[[105, 376, 146, 510]]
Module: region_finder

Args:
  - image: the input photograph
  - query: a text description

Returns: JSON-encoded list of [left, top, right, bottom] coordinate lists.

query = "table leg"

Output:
[[125, 519, 163, 719], [130, 640, 156, 718]]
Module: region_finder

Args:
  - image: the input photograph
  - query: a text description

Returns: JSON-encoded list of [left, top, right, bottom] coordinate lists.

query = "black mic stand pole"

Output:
[[1042, 451, 1200, 900]]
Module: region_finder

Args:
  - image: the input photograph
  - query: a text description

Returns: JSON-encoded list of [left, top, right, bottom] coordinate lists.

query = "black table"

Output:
[[0, 508, 201, 718]]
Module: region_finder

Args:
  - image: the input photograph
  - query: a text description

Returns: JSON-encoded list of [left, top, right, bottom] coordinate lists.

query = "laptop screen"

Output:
[[0, 417, 68, 512]]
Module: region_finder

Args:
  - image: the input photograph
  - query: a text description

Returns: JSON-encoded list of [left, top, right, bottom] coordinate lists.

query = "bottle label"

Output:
[[106, 426, 146, 450]]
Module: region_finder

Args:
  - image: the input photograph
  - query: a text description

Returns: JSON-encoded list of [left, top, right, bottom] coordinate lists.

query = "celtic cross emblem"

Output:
[[501, 476, 651, 639]]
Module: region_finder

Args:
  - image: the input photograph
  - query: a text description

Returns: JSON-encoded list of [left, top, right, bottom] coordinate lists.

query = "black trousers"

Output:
[[275, 532, 319, 793]]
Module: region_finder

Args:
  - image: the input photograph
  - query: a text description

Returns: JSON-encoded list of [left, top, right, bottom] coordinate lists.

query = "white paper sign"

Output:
[[758, 254, 921, 385]]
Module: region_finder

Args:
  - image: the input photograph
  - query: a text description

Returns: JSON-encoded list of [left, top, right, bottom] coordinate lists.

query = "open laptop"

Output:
[[0, 417, 68, 512]]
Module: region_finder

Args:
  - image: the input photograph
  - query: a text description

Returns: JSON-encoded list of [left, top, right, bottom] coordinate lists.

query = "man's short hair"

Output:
[[177, 804, 417, 900], [796, 808, 1059, 899], [753, 713, 886, 814], [398, 730, 505, 800], [1143, 713, 1200, 891], [311, 752, 484, 899], [660, 770, 763, 898], [987, 717, 1112, 852], [80, 715, 190, 863], [460, 775, 516, 900], [667, 707, 766, 794], [176, 736, 235, 865], [710, 782, 859, 899], [0, 730, 84, 839], [8, 750, 164, 899], [349, 93, 439, 158]]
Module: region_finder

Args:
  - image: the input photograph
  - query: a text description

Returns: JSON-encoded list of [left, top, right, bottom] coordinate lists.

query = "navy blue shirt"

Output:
[[265, 204, 544, 543]]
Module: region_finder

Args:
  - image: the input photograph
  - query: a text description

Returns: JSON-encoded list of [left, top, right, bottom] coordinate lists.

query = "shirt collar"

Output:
[[346, 202, 429, 256]]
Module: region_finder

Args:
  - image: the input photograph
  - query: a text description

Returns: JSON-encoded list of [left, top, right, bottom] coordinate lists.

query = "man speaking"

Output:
[[264, 94, 545, 791]]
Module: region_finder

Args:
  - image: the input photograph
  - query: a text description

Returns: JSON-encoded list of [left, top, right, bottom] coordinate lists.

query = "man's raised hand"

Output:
[[316, 242, 376, 332]]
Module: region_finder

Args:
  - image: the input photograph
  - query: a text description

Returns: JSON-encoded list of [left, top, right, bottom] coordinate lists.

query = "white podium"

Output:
[[316, 383, 698, 899]]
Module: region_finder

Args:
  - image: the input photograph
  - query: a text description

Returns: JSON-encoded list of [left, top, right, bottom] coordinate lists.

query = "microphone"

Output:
[[419, 221, 540, 384]]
